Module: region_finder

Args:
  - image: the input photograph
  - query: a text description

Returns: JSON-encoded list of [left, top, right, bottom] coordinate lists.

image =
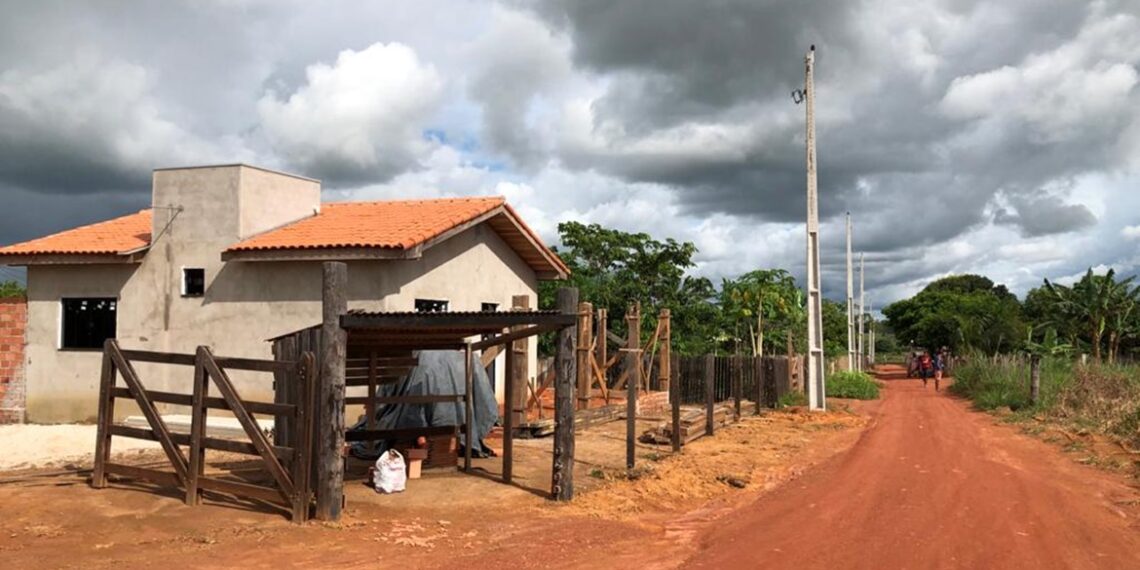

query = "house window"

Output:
[[481, 302, 498, 312], [415, 298, 449, 313], [182, 268, 205, 297], [61, 298, 117, 350]]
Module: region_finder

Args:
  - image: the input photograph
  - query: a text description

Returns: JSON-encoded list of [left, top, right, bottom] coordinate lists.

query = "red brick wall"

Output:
[[0, 297, 26, 424]]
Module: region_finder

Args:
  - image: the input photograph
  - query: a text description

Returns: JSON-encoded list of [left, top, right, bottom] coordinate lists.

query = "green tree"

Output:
[[0, 280, 24, 298], [539, 222, 719, 355], [718, 269, 806, 356], [1042, 268, 1139, 362], [883, 274, 1023, 353]]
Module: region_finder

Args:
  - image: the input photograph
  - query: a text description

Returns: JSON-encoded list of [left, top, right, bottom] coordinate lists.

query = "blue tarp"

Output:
[[348, 350, 499, 459]]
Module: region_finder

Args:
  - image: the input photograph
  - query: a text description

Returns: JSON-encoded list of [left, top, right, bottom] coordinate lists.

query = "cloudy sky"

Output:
[[1, 0, 1138, 307]]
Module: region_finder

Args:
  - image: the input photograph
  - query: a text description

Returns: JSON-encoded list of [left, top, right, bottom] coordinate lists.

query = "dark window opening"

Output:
[[481, 302, 499, 312], [61, 298, 117, 349], [414, 298, 449, 313], [182, 268, 205, 297]]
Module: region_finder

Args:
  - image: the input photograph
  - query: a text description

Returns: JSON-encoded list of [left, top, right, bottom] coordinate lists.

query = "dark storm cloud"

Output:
[[525, 0, 1135, 253], [996, 194, 1098, 237]]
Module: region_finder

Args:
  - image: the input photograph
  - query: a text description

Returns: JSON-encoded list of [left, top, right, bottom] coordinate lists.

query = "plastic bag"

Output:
[[374, 449, 407, 494]]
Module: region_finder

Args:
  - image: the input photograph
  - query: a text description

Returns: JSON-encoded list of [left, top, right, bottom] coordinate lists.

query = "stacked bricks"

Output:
[[0, 297, 26, 424]]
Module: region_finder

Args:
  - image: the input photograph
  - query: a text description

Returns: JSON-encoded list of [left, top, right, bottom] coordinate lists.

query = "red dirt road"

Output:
[[687, 365, 1140, 569]]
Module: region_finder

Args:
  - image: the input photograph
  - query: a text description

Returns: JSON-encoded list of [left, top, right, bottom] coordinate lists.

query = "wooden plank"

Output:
[[292, 353, 317, 523], [104, 462, 180, 487], [463, 343, 474, 472], [503, 312, 517, 483], [344, 394, 463, 406], [625, 304, 640, 471], [92, 342, 116, 489], [344, 375, 409, 387], [480, 344, 502, 368], [198, 476, 287, 505], [317, 262, 347, 521], [185, 356, 207, 506], [754, 356, 764, 415], [705, 354, 715, 437], [659, 309, 671, 393], [470, 323, 563, 351], [595, 308, 608, 383], [118, 349, 296, 373], [733, 355, 743, 420], [116, 349, 196, 365], [108, 341, 189, 486], [344, 425, 466, 442], [366, 351, 377, 435], [109, 424, 295, 461], [576, 302, 593, 410], [551, 288, 577, 501], [200, 346, 295, 503], [671, 353, 681, 453], [591, 354, 609, 401], [109, 387, 296, 416], [509, 295, 530, 427]]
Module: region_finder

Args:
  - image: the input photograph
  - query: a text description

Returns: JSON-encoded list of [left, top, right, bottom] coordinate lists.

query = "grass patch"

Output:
[[827, 370, 881, 400], [777, 391, 807, 408], [949, 356, 1070, 412]]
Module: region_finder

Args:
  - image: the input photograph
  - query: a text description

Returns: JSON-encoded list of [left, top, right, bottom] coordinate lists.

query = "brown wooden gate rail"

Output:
[[91, 339, 317, 523]]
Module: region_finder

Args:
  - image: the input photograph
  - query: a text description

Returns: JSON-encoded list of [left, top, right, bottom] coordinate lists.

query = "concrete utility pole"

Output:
[[846, 213, 856, 371], [800, 45, 826, 411], [858, 252, 865, 372], [868, 298, 875, 367]]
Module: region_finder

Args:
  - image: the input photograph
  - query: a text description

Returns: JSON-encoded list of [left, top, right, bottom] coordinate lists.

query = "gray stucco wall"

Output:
[[24, 166, 539, 423]]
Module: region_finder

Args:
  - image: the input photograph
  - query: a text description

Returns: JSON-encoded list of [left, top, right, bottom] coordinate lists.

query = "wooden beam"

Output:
[[576, 302, 593, 410], [469, 322, 563, 351], [659, 309, 671, 393], [671, 354, 681, 453], [626, 304, 640, 471], [316, 262, 347, 521], [91, 342, 116, 489], [596, 308, 608, 386], [552, 288, 578, 501], [510, 295, 530, 428], [464, 343, 474, 472], [705, 355, 715, 437]]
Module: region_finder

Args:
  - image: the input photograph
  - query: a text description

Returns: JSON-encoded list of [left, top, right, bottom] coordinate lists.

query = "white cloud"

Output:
[[1122, 225, 1140, 239], [257, 42, 444, 184]]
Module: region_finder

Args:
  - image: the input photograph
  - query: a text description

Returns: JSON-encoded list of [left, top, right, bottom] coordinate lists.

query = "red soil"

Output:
[[686, 365, 1140, 569]]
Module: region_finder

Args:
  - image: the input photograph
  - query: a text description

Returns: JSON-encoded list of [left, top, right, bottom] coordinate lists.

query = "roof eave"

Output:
[[0, 250, 147, 265], [221, 246, 422, 262]]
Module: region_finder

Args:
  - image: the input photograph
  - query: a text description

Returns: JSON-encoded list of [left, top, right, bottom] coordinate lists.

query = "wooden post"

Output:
[[316, 262, 347, 521], [704, 354, 715, 436], [754, 356, 764, 415], [671, 354, 681, 453], [596, 308, 608, 397], [503, 331, 516, 483], [1029, 355, 1041, 406], [185, 351, 208, 506], [552, 287, 578, 501], [659, 309, 671, 393], [510, 295, 529, 427], [733, 355, 743, 420], [464, 343, 474, 472], [92, 341, 117, 489], [577, 302, 593, 410], [626, 304, 640, 471]]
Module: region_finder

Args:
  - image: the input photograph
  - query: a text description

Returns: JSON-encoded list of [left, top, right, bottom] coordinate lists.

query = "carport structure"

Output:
[[274, 262, 581, 521]]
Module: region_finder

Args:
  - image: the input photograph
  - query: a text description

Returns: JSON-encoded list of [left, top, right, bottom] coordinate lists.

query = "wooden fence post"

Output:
[[733, 355, 743, 420], [754, 356, 763, 415], [552, 288, 578, 501], [704, 354, 715, 436], [577, 302, 593, 410], [510, 295, 529, 427], [626, 303, 641, 471], [184, 349, 208, 506], [1029, 355, 1041, 406], [316, 262, 347, 521], [671, 354, 681, 453], [659, 309, 671, 393], [92, 341, 117, 489]]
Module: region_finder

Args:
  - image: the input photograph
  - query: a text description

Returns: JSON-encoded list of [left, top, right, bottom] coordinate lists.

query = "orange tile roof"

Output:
[[227, 197, 507, 252], [0, 210, 152, 256]]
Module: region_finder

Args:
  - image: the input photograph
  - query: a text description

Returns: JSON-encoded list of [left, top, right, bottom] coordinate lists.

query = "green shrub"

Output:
[[777, 391, 807, 408], [827, 370, 880, 400]]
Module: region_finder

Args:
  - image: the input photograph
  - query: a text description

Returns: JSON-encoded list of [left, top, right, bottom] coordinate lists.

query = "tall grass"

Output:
[[952, 356, 1140, 447], [950, 355, 1070, 411], [827, 370, 880, 400]]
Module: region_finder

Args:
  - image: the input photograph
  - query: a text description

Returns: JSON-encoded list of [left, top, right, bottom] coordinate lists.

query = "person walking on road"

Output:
[[933, 350, 946, 391], [918, 351, 935, 388]]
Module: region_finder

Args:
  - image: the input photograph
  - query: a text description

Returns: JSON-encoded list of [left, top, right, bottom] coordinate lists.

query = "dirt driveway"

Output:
[[687, 365, 1140, 569]]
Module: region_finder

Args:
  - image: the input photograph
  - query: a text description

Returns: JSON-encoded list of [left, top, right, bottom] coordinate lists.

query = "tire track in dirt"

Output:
[[685, 365, 1140, 569]]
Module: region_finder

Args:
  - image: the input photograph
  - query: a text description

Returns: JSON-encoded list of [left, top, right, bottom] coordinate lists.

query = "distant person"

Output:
[[933, 350, 945, 391], [918, 351, 935, 388]]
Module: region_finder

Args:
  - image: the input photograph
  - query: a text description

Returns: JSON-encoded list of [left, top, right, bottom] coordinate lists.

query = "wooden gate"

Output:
[[91, 339, 317, 523]]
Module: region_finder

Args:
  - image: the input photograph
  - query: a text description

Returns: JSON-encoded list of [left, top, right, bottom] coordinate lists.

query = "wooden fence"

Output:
[[91, 340, 317, 523]]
